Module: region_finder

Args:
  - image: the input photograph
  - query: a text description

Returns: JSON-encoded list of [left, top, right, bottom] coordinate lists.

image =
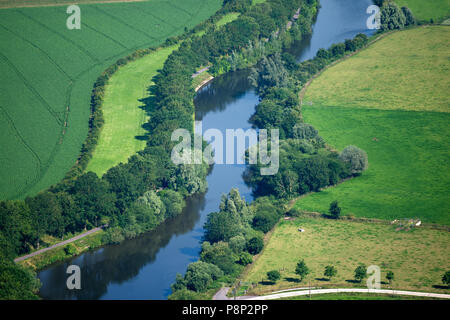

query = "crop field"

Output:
[[295, 26, 450, 225], [0, 1, 148, 9], [0, 0, 222, 199], [242, 217, 450, 295], [394, 0, 450, 22]]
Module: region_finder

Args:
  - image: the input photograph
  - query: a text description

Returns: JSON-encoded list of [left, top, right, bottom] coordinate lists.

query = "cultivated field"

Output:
[[394, 0, 450, 22], [0, 0, 147, 9], [0, 0, 222, 199], [242, 217, 450, 295], [296, 26, 450, 225]]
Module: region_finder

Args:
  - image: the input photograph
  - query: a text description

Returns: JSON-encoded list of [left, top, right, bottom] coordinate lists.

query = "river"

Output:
[[37, 0, 375, 300]]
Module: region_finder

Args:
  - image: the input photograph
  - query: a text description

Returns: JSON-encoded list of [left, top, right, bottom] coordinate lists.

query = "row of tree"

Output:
[[169, 190, 283, 299]]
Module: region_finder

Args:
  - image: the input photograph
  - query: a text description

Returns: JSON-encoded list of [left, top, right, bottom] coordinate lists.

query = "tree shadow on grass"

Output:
[[432, 285, 449, 290], [315, 277, 330, 282], [345, 279, 361, 284], [259, 280, 275, 286], [284, 277, 301, 283]]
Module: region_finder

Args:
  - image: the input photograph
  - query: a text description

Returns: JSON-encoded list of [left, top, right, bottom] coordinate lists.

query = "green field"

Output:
[[394, 0, 450, 22], [242, 217, 450, 295], [0, 0, 222, 199], [86, 45, 178, 176], [0, 0, 148, 8], [296, 26, 450, 225]]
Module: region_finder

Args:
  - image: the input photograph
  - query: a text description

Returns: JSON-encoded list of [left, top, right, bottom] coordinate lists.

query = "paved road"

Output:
[[243, 288, 450, 300], [192, 66, 210, 78], [14, 226, 105, 263]]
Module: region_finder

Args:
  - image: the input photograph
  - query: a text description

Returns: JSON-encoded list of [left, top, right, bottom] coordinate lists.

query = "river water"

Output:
[[37, 0, 375, 300]]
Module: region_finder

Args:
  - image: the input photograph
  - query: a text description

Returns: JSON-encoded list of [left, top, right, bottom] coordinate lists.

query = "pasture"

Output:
[[242, 217, 450, 295], [296, 26, 450, 225], [394, 0, 450, 22], [86, 45, 178, 176], [0, 0, 222, 199]]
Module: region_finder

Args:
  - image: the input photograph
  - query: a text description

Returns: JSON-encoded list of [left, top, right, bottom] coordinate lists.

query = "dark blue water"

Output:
[[37, 0, 375, 300]]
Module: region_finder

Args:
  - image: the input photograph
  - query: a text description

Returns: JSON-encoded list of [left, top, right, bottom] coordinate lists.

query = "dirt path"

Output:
[[14, 226, 106, 263]]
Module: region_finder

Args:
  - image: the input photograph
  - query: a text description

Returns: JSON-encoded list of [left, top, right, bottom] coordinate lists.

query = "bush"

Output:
[[64, 244, 77, 256], [184, 261, 223, 292], [239, 252, 253, 265], [380, 2, 406, 31], [339, 145, 368, 175], [267, 270, 281, 282], [229, 235, 246, 254], [252, 207, 280, 233], [328, 200, 341, 219], [245, 237, 264, 255]]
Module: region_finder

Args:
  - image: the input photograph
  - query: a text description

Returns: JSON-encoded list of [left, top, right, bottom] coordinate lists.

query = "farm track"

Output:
[[0, 53, 64, 125], [18, 9, 100, 63], [91, 5, 157, 41], [0, 105, 42, 185]]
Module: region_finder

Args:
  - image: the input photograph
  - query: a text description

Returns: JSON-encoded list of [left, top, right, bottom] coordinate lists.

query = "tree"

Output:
[[246, 237, 264, 255], [200, 241, 236, 274], [183, 261, 223, 292], [239, 252, 253, 265], [354, 264, 367, 283], [329, 200, 341, 219], [267, 270, 281, 283], [339, 145, 368, 175], [295, 259, 309, 282], [386, 270, 395, 285], [380, 2, 406, 31], [324, 265, 337, 281], [159, 190, 184, 219], [442, 271, 450, 287], [401, 7, 415, 26]]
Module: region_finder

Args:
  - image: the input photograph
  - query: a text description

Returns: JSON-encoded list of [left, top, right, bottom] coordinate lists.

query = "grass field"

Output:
[[394, 0, 450, 22], [85, 45, 178, 176], [295, 26, 450, 225], [242, 217, 450, 295], [0, 0, 222, 199]]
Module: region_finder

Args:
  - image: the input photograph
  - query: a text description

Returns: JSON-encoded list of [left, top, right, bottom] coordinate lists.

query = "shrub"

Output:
[[339, 145, 368, 175], [245, 237, 264, 255], [267, 270, 281, 282], [239, 252, 253, 265], [64, 244, 76, 256]]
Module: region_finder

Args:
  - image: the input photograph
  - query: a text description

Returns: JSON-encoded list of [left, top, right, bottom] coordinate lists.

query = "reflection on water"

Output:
[[38, 0, 375, 300]]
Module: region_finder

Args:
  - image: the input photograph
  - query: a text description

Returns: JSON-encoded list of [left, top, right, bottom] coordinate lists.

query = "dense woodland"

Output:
[[0, 0, 416, 299]]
